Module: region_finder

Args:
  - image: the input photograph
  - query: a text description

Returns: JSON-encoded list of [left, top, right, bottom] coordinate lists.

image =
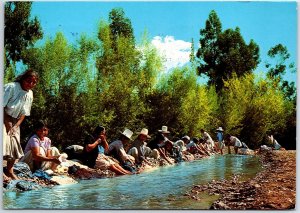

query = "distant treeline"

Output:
[[4, 3, 296, 150]]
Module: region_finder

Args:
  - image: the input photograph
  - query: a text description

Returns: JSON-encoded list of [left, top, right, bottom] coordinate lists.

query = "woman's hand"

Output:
[[9, 125, 18, 136], [97, 138, 102, 145], [51, 156, 61, 164]]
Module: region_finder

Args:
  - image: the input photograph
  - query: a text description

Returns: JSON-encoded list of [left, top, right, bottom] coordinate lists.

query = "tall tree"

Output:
[[221, 73, 287, 148], [96, 12, 142, 138], [196, 10, 260, 92], [4, 2, 43, 70], [265, 44, 296, 101], [109, 8, 134, 50], [265, 44, 296, 150], [189, 38, 195, 63]]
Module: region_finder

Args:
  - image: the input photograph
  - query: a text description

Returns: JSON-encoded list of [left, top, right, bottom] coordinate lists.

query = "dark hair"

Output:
[[93, 125, 105, 136], [15, 69, 39, 83], [224, 134, 231, 140], [192, 137, 199, 143], [35, 120, 48, 131], [156, 133, 165, 141]]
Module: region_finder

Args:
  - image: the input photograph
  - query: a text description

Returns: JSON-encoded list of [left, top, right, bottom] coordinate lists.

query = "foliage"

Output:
[[109, 8, 135, 50], [221, 73, 289, 148], [196, 10, 260, 92], [145, 67, 217, 138], [265, 44, 296, 101], [4, 2, 43, 70], [21, 32, 99, 148], [5, 6, 296, 150], [264, 44, 296, 148]]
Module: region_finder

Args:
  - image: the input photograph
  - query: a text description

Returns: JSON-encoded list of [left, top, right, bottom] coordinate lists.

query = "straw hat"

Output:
[[216, 127, 224, 132], [137, 128, 151, 138], [158, 126, 170, 134], [120, 128, 133, 140]]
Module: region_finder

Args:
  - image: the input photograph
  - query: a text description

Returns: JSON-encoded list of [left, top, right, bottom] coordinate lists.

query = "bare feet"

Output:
[[3, 173, 12, 182], [5, 171, 19, 180]]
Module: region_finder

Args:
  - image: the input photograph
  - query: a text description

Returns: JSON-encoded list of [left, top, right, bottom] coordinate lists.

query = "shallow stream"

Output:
[[3, 154, 262, 209]]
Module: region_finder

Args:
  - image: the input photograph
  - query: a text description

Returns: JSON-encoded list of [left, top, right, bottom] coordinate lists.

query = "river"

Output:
[[3, 154, 262, 209]]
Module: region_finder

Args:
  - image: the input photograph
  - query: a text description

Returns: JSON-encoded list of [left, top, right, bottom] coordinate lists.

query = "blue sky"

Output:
[[30, 1, 297, 82]]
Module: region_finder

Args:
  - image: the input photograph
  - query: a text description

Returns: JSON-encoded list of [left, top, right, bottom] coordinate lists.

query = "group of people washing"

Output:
[[3, 69, 283, 180]]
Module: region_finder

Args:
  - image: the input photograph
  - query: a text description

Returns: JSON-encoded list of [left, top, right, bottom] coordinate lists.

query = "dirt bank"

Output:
[[187, 150, 296, 210]]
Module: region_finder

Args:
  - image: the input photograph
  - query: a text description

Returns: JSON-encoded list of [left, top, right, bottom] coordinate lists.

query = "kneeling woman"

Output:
[[83, 125, 132, 175], [20, 120, 61, 172]]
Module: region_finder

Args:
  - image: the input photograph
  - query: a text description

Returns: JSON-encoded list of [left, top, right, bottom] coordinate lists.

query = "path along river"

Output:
[[3, 154, 262, 209]]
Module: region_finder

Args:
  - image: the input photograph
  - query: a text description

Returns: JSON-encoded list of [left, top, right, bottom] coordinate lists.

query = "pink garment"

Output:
[[24, 134, 52, 154]]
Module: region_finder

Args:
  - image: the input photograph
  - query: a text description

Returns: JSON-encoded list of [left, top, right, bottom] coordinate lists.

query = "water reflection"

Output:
[[3, 155, 262, 209]]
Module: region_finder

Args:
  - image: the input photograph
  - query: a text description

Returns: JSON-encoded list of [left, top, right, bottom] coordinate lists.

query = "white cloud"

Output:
[[151, 36, 192, 71]]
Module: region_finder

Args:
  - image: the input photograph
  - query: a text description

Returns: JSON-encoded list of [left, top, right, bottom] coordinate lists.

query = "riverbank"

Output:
[[2, 151, 199, 190], [187, 150, 296, 210]]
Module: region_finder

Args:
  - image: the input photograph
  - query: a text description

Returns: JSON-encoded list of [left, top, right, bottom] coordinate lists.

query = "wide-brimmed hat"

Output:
[[175, 140, 187, 151], [181, 135, 190, 141], [137, 128, 151, 138], [120, 128, 133, 140], [216, 127, 224, 132], [158, 126, 170, 134]]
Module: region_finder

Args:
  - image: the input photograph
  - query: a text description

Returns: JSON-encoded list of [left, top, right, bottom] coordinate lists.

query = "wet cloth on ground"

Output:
[[12, 162, 34, 179], [4, 180, 42, 191]]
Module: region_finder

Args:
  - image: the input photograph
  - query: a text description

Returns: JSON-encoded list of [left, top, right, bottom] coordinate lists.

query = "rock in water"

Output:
[[50, 175, 78, 185]]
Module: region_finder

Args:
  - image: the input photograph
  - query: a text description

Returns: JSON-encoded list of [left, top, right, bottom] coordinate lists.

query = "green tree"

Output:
[[189, 38, 195, 63], [109, 8, 134, 50], [96, 14, 148, 138], [265, 44, 296, 149], [196, 10, 260, 92], [265, 44, 296, 101], [4, 2, 43, 70], [221, 73, 288, 148], [146, 66, 217, 137]]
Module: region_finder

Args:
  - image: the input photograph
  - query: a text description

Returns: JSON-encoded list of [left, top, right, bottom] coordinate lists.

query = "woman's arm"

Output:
[[3, 111, 12, 133], [86, 138, 101, 152], [10, 115, 26, 135], [100, 134, 109, 152], [158, 148, 172, 164], [31, 147, 60, 164], [14, 115, 26, 128]]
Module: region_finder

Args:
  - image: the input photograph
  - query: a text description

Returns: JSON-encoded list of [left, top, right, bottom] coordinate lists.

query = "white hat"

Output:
[[182, 135, 190, 141], [120, 128, 133, 140], [158, 126, 170, 133], [175, 140, 187, 151], [137, 128, 151, 138], [216, 127, 224, 132]]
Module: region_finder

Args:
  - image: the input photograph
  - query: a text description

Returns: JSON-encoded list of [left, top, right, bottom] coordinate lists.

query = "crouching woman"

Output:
[[20, 120, 61, 172]]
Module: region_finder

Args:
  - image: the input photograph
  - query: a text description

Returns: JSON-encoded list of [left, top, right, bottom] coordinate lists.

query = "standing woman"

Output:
[[3, 69, 39, 179], [216, 127, 224, 155]]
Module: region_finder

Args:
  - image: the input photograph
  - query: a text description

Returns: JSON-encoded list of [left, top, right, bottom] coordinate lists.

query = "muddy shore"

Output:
[[187, 150, 296, 210]]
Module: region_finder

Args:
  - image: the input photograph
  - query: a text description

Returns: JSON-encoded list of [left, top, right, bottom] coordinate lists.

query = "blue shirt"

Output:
[[217, 132, 223, 142], [98, 145, 105, 154]]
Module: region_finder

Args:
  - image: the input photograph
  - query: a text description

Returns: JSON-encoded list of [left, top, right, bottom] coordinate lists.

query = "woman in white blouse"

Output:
[[3, 69, 39, 179]]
